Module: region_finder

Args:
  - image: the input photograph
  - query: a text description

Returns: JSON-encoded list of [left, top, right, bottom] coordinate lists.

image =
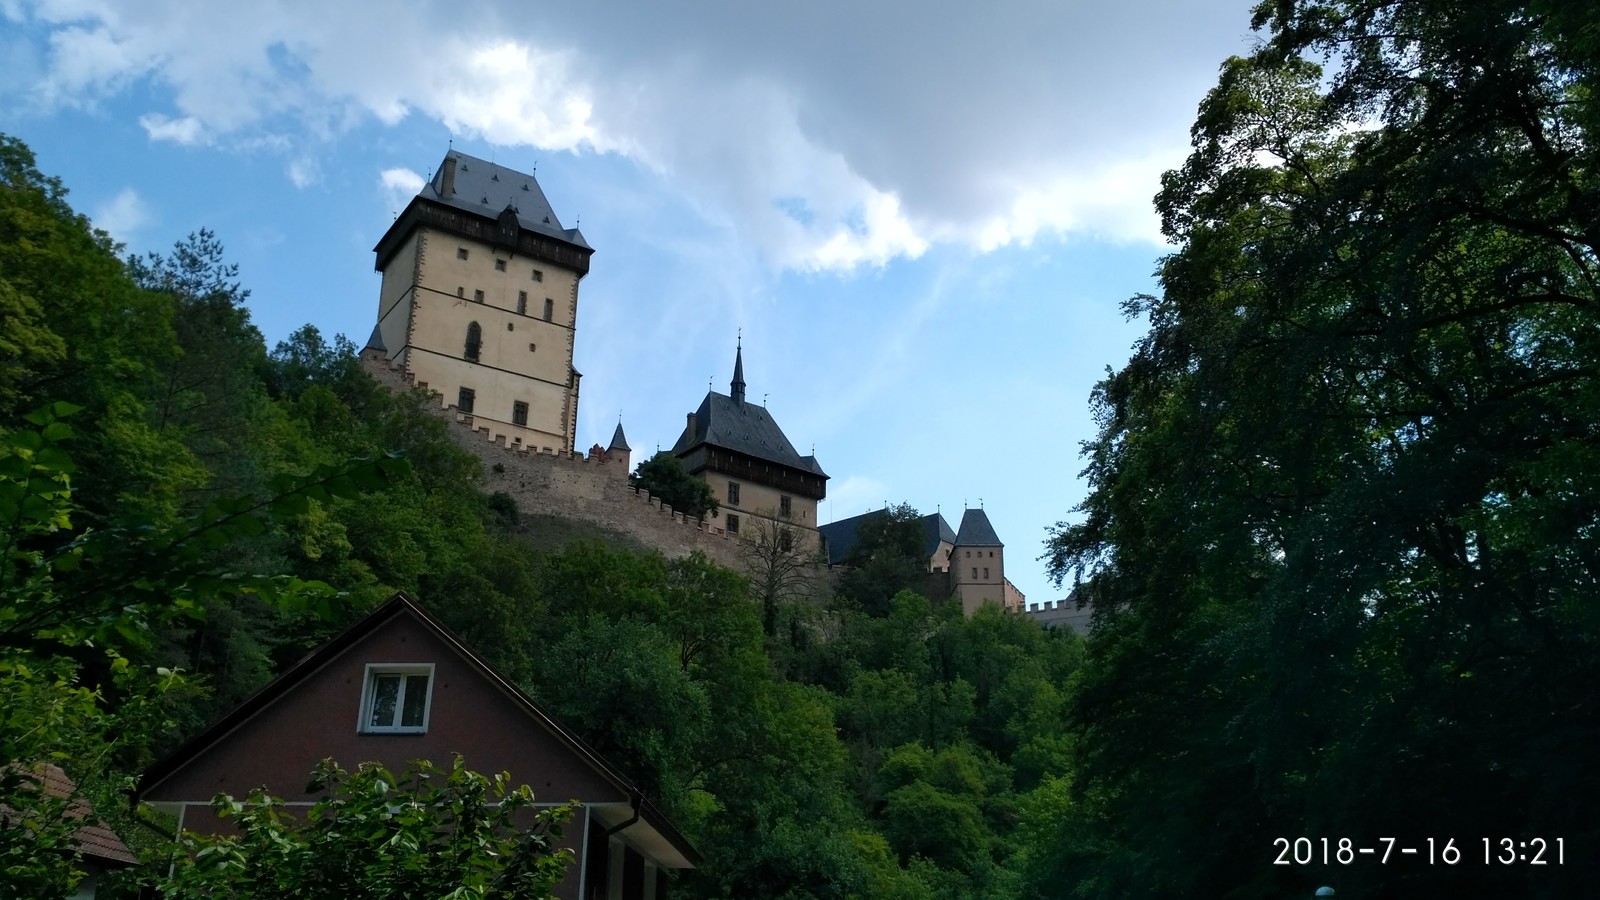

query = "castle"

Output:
[[365, 149, 1031, 616]]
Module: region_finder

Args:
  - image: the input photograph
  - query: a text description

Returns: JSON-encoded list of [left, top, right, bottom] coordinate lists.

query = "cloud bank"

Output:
[[7, 0, 1257, 269]]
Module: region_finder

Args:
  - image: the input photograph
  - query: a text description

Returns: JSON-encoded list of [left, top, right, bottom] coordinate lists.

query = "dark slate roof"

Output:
[[671, 391, 827, 478], [363, 324, 386, 353], [818, 510, 954, 566], [954, 508, 1003, 547], [423, 150, 591, 250], [609, 422, 631, 452]]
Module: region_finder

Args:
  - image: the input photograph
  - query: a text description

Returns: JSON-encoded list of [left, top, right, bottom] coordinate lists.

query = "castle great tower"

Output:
[[370, 150, 593, 453]]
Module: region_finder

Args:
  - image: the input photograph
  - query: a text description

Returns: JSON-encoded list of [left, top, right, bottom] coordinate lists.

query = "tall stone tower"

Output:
[[950, 508, 1006, 615], [370, 150, 593, 453]]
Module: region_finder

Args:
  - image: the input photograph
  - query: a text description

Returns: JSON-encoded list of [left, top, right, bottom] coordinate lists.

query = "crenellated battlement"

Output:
[[360, 349, 743, 567]]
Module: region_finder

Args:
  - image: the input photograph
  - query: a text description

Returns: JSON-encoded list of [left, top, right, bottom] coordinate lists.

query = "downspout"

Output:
[[601, 791, 642, 838]]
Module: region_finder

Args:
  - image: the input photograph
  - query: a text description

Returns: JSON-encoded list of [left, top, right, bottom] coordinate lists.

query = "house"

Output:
[[370, 150, 593, 454], [137, 594, 697, 900], [820, 507, 1025, 615], [670, 340, 827, 550], [2, 763, 138, 899]]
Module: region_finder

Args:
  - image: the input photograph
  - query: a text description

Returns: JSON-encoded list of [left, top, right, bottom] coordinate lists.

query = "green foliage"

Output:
[[837, 504, 926, 615], [629, 451, 718, 519], [157, 757, 574, 899], [1040, 2, 1600, 896]]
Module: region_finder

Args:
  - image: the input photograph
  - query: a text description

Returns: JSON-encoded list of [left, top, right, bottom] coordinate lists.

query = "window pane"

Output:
[[401, 674, 430, 727], [369, 674, 400, 728]]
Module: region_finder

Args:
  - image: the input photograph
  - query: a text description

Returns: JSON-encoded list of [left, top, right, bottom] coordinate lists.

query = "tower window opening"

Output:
[[464, 322, 481, 361]]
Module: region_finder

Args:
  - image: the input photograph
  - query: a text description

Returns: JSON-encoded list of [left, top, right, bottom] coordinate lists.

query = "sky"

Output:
[[1, 0, 1262, 608]]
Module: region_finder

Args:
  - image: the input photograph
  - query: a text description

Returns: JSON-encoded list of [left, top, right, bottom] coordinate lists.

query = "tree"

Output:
[[155, 757, 574, 899], [1040, 2, 1600, 897], [629, 452, 718, 520], [837, 504, 926, 616], [739, 511, 824, 636], [0, 404, 409, 897]]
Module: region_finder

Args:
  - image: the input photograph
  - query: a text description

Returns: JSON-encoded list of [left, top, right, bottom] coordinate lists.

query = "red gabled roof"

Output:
[[137, 593, 699, 867], [6, 763, 139, 867]]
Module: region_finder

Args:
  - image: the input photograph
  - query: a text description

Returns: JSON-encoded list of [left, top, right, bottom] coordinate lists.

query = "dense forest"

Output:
[[4, 0, 1598, 897]]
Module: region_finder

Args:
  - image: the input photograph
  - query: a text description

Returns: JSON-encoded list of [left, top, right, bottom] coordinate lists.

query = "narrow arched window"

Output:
[[464, 322, 482, 361]]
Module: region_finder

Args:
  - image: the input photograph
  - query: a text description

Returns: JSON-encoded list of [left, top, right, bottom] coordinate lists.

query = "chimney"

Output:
[[686, 411, 697, 436], [442, 155, 457, 196]]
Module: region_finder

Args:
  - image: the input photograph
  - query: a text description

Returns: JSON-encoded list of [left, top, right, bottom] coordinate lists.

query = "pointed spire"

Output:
[[608, 420, 631, 452], [731, 333, 746, 404]]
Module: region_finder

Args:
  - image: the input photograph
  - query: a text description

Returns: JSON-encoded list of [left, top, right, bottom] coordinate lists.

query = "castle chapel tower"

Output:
[[371, 150, 593, 453], [672, 341, 828, 547]]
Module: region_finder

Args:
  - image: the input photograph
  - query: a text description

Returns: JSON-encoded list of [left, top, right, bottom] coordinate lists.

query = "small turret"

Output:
[[605, 420, 632, 477]]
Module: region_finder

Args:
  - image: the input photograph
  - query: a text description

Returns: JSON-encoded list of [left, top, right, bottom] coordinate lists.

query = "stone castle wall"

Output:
[[361, 350, 746, 570]]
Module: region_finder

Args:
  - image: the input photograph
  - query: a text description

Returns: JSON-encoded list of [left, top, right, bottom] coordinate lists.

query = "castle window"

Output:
[[458, 387, 475, 413], [972, 567, 978, 579], [495, 258, 507, 272], [360, 663, 434, 733], [457, 286, 465, 298], [543, 298, 554, 322], [726, 515, 740, 535], [464, 322, 481, 361], [984, 567, 990, 579], [517, 291, 528, 315], [727, 482, 741, 506], [778, 530, 793, 552], [473, 289, 485, 304], [512, 401, 528, 427], [457, 248, 469, 260], [779, 495, 791, 517], [532, 269, 543, 282]]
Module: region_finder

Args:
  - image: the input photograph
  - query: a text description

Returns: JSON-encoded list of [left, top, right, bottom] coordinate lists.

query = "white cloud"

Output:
[[286, 156, 319, 188], [379, 166, 424, 213], [90, 186, 149, 241], [139, 112, 203, 144], [10, 0, 1256, 268]]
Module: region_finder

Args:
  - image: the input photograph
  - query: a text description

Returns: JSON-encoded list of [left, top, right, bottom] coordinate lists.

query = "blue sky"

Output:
[[1, 0, 1260, 607]]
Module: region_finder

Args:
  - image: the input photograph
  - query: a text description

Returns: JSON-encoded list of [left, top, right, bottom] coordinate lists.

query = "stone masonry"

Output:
[[361, 348, 745, 570]]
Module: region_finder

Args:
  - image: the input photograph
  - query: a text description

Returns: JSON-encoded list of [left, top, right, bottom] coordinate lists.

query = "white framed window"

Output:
[[359, 663, 435, 733]]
